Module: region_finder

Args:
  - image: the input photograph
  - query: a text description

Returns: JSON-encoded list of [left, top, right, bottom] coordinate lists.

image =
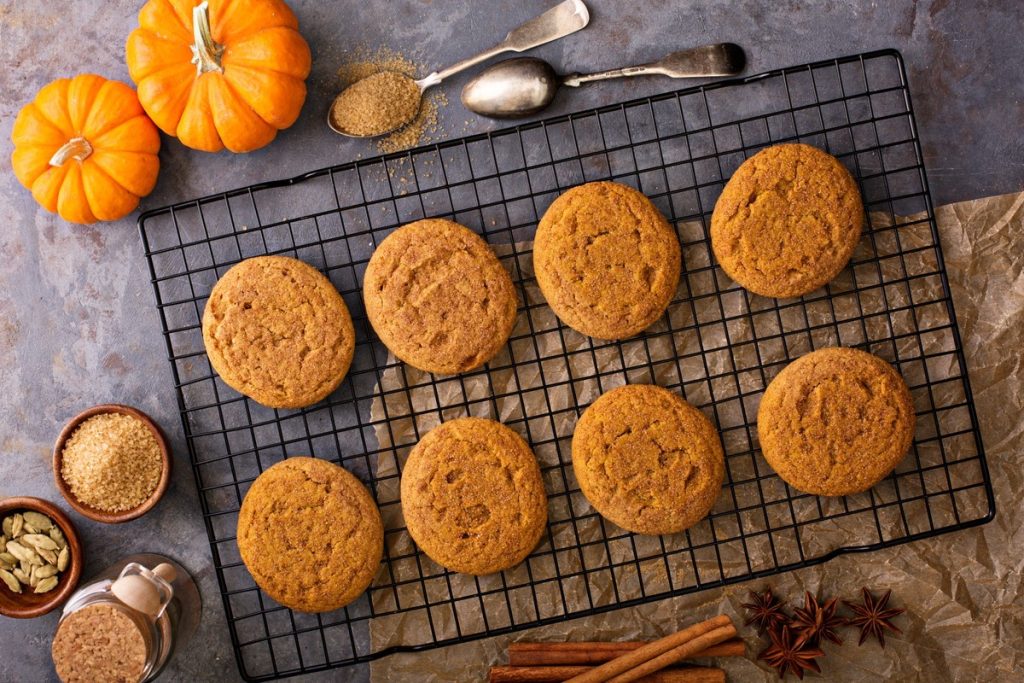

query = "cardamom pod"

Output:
[[37, 547, 58, 565], [22, 534, 59, 552], [22, 511, 53, 531], [10, 514, 23, 538], [34, 564, 57, 580], [22, 522, 38, 535], [0, 568, 21, 593], [57, 547, 69, 572], [1, 516, 11, 538], [6, 540, 35, 564], [34, 576, 58, 594], [12, 567, 29, 585], [28, 566, 38, 588], [0, 553, 14, 570], [49, 527, 66, 548]]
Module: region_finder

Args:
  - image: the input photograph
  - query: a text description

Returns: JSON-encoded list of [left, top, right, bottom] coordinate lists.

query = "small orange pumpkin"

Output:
[[126, 0, 312, 153], [11, 74, 161, 225]]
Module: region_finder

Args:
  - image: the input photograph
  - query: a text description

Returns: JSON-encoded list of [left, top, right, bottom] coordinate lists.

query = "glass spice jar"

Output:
[[52, 554, 201, 683]]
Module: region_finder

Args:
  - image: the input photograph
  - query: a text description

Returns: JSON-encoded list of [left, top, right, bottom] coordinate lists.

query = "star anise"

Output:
[[790, 591, 844, 646], [843, 587, 905, 648], [742, 587, 789, 634], [758, 624, 825, 679]]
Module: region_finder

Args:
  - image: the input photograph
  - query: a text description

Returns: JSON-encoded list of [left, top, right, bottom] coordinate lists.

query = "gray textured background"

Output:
[[0, 1, 1021, 681]]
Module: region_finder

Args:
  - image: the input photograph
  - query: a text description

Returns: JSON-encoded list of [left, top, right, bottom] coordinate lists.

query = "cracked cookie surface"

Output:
[[534, 181, 681, 340], [363, 219, 518, 375], [757, 347, 915, 496], [237, 457, 383, 612], [400, 417, 547, 575], [710, 143, 863, 298], [202, 255, 355, 409], [572, 384, 724, 535]]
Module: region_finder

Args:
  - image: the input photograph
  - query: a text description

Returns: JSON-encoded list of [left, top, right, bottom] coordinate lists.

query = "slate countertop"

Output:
[[0, 1, 1021, 681]]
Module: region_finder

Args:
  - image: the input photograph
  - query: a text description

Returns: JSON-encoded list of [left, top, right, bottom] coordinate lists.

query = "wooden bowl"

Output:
[[0, 497, 83, 618], [53, 404, 172, 524]]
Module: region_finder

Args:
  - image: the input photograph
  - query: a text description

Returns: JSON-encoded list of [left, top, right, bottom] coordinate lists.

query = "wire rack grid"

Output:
[[139, 49, 994, 681]]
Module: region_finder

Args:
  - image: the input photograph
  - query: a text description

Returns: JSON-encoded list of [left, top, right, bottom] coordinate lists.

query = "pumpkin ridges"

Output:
[[212, 0, 299, 45], [31, 165, 70, 214], [66, 75, 108, 135], [12, 103, 67, 150], [166, 0, 204, 39], [90, 116, 162, 154], [137, 64, 197, 135], [222, 65, 306, 130], [139, 0, 192, 42], [11, 145, 57, 191], [222, 26, 312, 80], [126, 29, 194, 83], [83, 80, 147, 140], [207, 75, 277, 152], [31, 80, 75, 138], [90, 150, 161, 197], [56, 164, 98, 224], [81, 162, 141, 222], [176, 75, 224, 152]]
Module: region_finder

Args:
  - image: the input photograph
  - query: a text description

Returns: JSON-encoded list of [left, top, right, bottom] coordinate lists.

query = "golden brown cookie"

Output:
[[237, 457, 383, 612], [363, 219, 518, 375], [710, 143, 863, 298], [757, 347, 915, 496], [534, 181, 681, 340], [400, 417, 547, 575], [572, 384, 725, 535], [202, 255, 355, 409]]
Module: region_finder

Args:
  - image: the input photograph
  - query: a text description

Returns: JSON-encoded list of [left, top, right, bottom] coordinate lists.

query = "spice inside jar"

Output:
[[52, 603, 148, 683], [329, 71, 422, 137], [60, 413, 163, 513]]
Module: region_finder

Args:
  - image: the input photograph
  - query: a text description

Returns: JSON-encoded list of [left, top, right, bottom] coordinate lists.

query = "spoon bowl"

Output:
[[461, 58, 561, 118], [327, 72, 426, 138]]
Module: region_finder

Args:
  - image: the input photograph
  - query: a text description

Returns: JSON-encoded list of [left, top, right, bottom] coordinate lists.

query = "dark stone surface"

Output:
[[0, 1, 1020, 681]]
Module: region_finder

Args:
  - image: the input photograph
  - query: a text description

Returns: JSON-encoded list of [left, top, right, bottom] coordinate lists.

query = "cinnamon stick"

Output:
[[508, 639, 745, 666], [563, 615, 736, 683], [489, 665, 725, 683]]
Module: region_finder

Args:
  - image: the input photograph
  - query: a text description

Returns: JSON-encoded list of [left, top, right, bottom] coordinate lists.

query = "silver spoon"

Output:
[[328, 0, 590, 137], [461, 43, 746, 118]]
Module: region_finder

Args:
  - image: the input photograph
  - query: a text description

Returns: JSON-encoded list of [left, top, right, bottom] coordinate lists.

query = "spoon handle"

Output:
[[563, 64, 656, 87], [562, 43, 745, 87], [418, 0, 590, 89]]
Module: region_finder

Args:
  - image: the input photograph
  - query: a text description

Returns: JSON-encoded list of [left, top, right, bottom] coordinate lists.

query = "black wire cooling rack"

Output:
[[139, 49, 994, 681]]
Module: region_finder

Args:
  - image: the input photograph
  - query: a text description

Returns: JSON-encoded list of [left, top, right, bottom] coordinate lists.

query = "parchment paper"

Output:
[[368, 192, 1024, 681]]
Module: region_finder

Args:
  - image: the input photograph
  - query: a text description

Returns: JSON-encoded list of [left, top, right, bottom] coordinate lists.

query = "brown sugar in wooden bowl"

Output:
[[0, 497, 83, 618], [52, 404, 171, 524]]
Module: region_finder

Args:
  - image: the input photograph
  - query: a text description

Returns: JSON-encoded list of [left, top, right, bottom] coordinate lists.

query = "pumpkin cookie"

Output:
[[757, 347, 915, 496], [710, 143, 863, 298], [237, 457, 383, 612], [401, 417, 547, 575], [534, 181, 681, 340], [202, 255, 355, 409], [363, 219, 518, 375], [572, 384, 725, 535]]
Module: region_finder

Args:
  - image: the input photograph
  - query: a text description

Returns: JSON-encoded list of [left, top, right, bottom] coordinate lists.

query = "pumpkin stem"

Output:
[[190, 1, 223, 75], [49, 137, 93, 166]]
